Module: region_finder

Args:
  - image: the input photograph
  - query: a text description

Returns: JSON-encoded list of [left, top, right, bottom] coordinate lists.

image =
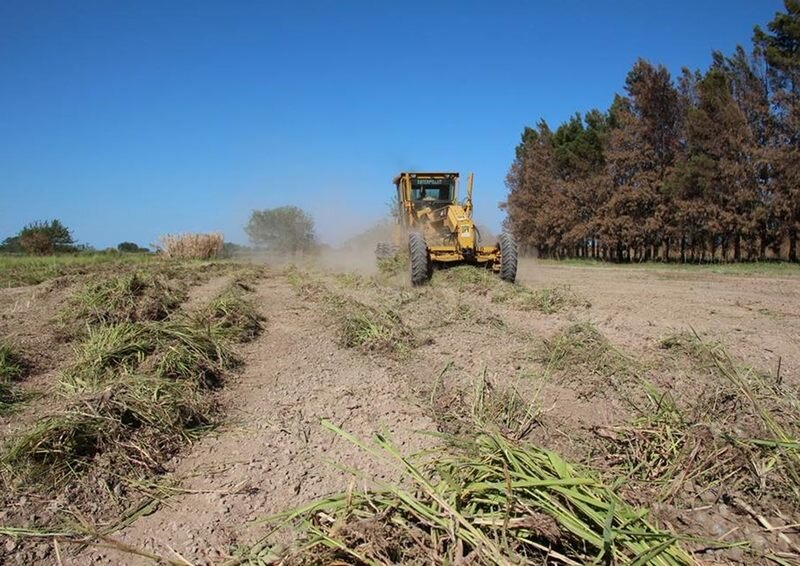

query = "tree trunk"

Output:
[[790, 227, 798, 262], [734, 233, 741, 262], [680, 237, 686, 263]]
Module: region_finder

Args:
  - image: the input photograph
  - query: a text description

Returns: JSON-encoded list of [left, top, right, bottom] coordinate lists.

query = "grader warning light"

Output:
[[376, 172, 518, 286]]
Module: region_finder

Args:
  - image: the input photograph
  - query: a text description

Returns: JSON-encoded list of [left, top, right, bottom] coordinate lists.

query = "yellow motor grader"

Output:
[[376, 172, 517, 285]]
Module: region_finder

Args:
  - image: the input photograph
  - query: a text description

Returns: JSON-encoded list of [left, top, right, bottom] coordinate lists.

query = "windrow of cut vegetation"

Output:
[[505, 2, 800, 263], [0, 266, 265, 546]]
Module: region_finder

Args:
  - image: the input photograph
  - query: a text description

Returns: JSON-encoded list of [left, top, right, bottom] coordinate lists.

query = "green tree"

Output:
[[117, 242, 148, 253], [754, 0, 800, 260], [17, 220, 75, 255], [245, 206, 317, 253], [0, 236, 22, 253]]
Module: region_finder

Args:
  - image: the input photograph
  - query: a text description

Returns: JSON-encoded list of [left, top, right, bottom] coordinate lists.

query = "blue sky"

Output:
[[0, 0, 785, 248]]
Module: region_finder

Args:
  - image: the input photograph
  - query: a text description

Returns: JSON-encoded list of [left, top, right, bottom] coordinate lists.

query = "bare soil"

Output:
[[2, 258, 799, 564]]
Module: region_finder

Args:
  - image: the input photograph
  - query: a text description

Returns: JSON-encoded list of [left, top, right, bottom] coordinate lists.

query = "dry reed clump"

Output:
[[157, 233, 224, 260], [240, 421, 692, 566]]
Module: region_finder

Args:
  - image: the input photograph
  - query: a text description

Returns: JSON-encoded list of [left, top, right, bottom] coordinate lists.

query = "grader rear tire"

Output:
[[498, 233, 518, 283], [409, 232, 430, 286]]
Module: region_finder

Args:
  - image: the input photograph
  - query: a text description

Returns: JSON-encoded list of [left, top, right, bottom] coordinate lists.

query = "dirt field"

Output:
[[1, 257, 799, 565]]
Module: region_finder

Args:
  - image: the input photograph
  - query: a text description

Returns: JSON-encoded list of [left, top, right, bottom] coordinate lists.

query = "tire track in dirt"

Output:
[[87, 273, 435, 564]]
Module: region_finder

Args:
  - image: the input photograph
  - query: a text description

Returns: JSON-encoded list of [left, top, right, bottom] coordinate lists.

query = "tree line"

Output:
[[504, 1, 800, 262]]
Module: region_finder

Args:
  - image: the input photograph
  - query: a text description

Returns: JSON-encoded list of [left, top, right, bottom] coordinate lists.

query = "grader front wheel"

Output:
[[409, 232, 430, 286], [498, 233, 518, 283]]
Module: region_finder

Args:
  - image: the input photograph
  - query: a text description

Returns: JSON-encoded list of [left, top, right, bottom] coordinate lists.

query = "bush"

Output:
[[117, 242, 149, 253], [16, 220, 76, 255]]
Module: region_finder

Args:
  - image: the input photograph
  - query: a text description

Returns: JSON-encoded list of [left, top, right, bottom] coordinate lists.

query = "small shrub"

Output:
[[157, 233, 224, 260]]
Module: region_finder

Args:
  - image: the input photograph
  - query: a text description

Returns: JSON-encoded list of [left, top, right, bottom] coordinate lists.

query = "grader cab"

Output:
[[378, 172, 517, 285]]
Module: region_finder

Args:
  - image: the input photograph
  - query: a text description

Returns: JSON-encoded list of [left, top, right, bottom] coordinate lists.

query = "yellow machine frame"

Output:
[[393, 172, 501, 270]]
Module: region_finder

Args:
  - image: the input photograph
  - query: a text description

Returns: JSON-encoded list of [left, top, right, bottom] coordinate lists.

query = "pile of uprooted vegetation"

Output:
[[287, 266, 417, 357], [535, 323, 800, 562], [0, 344, 28, 415], [0, 267, 265, 557], [235, 376, 694, 566], [433, 265, 590, 314], [235, 315, 800, 565]]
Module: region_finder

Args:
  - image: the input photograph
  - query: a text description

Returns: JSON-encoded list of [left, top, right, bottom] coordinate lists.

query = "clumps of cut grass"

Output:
[[539, 322, 635, 379], [433, 267, 589, 314], [195, 287, 265, 343], [376, 250, 408, 277], [0, 344, 27, 413], [432, 264, 498, 294], [599, 333, 800, 510], [595, 384, 739, 505], [494, 284, 590, 314], [63, 272, 187, 332], [1, 374, 213, 489], [61, 321, 238, 391], [337, 303, 415, 355], [157, 232, 224, 260], [430, 365, 539, 440], [230, 266, 267, 291], [244, 421, 692, 565], [147, 322, 239, 388], [288, 270, 416, 356]]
